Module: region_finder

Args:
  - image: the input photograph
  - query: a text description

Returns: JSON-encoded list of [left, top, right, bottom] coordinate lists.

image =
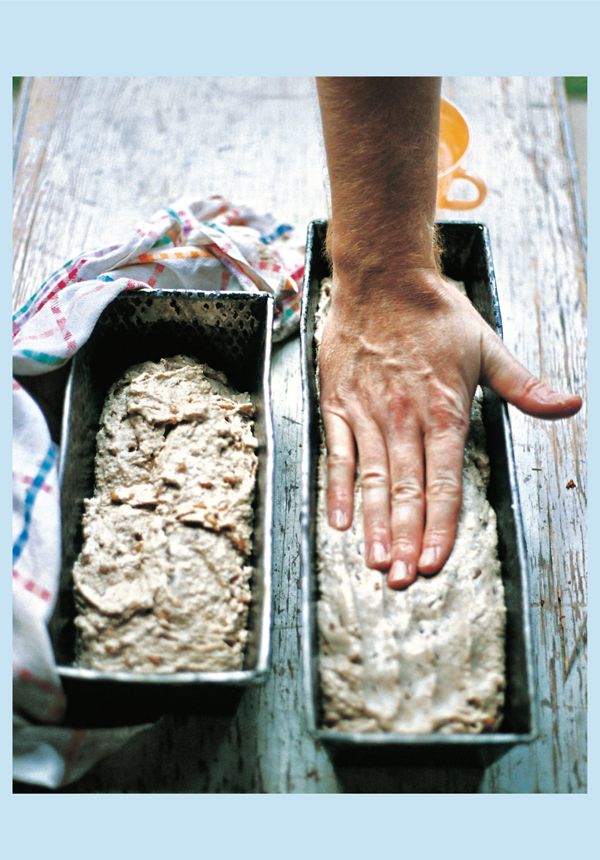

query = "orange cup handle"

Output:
[[439, 166, 487, 211]]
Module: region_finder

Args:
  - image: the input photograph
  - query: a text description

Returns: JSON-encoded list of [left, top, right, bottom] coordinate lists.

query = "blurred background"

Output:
[[564, 76, 587, 210]]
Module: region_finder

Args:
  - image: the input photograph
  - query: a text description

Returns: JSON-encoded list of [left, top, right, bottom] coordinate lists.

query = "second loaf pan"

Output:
[[300, 220, 537, 766], [52, 290, 274, 725]]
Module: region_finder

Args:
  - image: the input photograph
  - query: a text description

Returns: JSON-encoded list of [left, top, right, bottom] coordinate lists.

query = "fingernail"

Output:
[[419, 546, 439, 569], [330, 509, 349, 530], [388, 560, 412, 588], [541, 387, 574, 405], [369, 541, 389, 565]]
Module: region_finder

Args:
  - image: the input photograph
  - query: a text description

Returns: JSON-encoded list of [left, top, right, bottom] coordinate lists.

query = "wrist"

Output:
[[328, 218, 439, 281], [328, 263, 452, 321]]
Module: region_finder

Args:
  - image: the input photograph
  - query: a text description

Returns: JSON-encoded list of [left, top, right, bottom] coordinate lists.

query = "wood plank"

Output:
[[13, 77, 326, 312], [13, 76, 586, 793], [440, 77, 587, 793]]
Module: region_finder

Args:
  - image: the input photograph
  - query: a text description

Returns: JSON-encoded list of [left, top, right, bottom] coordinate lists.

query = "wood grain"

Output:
[[441, 77, 587, 794], [13, 76, 586, 793]]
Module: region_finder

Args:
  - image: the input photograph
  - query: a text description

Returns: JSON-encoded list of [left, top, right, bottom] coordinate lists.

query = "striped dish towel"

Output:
[[12, 196, 304, 788]]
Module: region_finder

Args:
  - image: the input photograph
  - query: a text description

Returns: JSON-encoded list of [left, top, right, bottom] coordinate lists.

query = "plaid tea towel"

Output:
[[12, 195, 304, 788]]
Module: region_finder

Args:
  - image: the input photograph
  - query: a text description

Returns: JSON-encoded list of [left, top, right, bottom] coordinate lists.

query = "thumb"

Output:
[[480, 329, 582, 419]]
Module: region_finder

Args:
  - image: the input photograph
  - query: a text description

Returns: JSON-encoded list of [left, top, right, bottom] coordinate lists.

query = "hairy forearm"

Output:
[[316, 77, 441, 276]]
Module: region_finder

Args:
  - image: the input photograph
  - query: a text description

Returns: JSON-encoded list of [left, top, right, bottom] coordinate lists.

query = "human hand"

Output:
[[318, 266, 582, 589]]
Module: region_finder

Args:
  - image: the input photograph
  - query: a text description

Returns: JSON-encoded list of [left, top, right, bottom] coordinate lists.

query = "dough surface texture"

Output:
[[315, 279, 506, 733], [73, 355, 257, 673]]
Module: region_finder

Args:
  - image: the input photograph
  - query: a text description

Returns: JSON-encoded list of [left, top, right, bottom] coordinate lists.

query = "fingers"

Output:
[[354, 419, 392, 570], [323, 410, 355, 531], [324, 403, 465, 584], [418, 427, 467, 576], [481, 330, 582, 419], [386, 418, 424, 590]]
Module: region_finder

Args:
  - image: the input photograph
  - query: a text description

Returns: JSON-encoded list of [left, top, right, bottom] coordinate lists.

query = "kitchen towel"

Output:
[[12, 195, 304, 788]]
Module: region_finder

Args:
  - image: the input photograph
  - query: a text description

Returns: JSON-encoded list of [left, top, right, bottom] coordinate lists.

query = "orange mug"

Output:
[[437, 97, 487, 210]]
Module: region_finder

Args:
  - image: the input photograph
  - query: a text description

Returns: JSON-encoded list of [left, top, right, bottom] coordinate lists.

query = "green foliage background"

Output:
[[565, 77, 587, 96]]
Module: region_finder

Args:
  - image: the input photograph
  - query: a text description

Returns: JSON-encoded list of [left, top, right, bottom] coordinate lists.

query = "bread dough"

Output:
[[73, 356, 257, 672], [315, 279, 506, 733]]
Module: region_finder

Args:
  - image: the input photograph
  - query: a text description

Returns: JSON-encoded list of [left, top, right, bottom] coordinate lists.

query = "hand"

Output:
[[318, 266, 582, 589]]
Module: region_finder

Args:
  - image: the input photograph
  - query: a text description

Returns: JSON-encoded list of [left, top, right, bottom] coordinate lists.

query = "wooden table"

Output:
[[13, 77, 587, 793]]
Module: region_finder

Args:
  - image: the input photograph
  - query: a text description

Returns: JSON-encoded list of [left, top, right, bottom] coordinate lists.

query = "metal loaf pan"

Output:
[[300, 220, 537, 766], [52, 290, 273, 726]]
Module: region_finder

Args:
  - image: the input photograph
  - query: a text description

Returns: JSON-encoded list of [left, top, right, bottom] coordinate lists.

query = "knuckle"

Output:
[[521, 375, 545, 399], [427, 472, 462, 501], [327, 449, 353, 469], [423, 528, 453, 548], [320, 396, 345, 417], [328, 492, 352, 511], [431, 409, 469, 436], [365, 523, 389, 543], [391, 537, 417, 556], [328, 478, 351, 498], [387, 391, 410, 418], [359, 468, 388, 490], [429, 391, 469, 435], [390, 477, 424, 506]]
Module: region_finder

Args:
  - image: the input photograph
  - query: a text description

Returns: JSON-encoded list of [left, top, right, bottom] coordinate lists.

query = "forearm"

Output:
[[316, 76, 441, 277]]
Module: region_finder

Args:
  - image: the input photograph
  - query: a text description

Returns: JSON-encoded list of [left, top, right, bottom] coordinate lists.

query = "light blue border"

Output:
[[3, 0, 596, 857], [0, 1, 595, 75]]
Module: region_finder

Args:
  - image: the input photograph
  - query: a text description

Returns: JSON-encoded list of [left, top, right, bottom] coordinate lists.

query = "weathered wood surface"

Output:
[[13, 77, 586, 793]]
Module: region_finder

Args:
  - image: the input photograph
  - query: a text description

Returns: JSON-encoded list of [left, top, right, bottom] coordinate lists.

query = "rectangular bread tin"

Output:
[[300, 220, 537, 766], [52, 290, 274, 725]]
